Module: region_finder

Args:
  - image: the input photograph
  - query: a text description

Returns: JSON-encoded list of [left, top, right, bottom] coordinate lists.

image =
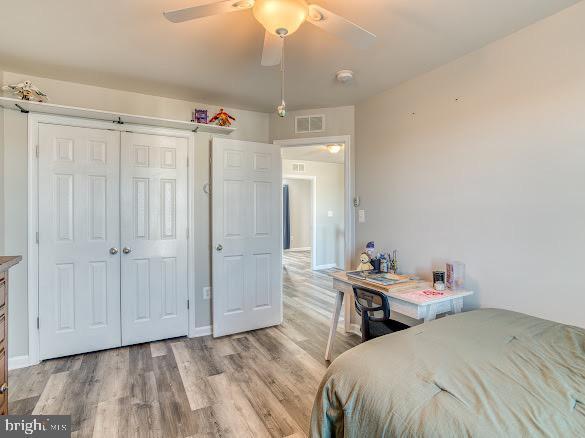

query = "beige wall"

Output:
[[1, 71, 270, 359], [355, 2, 585, 328], [283, 179, 312, 250], [283, 159, 344, 268]]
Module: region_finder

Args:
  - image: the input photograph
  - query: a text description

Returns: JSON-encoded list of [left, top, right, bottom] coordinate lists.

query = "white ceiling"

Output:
[[282, 145, 344, 164], [0, 0, 579, 112]]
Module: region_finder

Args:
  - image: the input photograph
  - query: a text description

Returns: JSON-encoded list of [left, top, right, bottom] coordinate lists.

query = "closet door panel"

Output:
[[120, 132, 189, 345], [38, 124, 121, 360]]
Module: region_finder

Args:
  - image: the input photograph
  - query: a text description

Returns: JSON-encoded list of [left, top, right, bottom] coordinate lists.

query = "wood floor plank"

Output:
[[207, 372, 271, 437], [10, 251, 360, 438]]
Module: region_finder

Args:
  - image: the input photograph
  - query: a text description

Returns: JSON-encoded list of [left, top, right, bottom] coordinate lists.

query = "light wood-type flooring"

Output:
[[9, 251, 360, 437]]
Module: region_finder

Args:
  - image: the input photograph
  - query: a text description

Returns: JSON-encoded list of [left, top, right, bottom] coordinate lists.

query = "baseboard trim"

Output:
[[191, 325, 212, 338], [313, 263, 337, 270], [9, 355, 32, 370], [285, 247, 311, 252]]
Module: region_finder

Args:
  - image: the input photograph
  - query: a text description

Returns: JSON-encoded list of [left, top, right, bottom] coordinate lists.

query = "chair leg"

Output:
[[361, 312, 370, 342]]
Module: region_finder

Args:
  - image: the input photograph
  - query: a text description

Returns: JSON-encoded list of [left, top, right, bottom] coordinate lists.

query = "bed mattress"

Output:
[[311, 308, 585, 437]]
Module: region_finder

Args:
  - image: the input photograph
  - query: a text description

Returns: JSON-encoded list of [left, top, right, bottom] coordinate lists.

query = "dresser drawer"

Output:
[[0, 315, 4, 345], [0, 348, 5, 412], [0, 278, 5, 310]]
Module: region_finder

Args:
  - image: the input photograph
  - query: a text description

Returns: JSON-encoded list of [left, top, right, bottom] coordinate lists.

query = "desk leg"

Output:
[[325, 290, 344, 361], [424, 304, 438, 322], [451, 298, 463, 314]]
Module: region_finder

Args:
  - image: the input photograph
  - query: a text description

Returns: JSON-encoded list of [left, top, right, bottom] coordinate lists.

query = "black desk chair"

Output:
[[353, 286, 409, 342]]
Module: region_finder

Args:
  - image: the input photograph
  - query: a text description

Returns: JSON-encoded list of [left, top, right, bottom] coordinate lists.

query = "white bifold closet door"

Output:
[[120, 132, 189, 345], [39, 124, 122, 359], [38, 125, 189, 360]]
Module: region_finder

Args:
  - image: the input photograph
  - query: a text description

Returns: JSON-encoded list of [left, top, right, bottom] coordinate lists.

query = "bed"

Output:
[[311, 308, 585, 437]]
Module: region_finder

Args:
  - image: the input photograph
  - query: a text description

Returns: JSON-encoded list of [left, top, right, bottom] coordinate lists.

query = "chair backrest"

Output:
[[353, 286, 390, 322]]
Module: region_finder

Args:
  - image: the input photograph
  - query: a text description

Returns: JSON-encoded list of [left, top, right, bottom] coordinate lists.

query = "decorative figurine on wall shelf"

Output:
[[1, 80, 48, 102], [209, 108, 236, 127], [356, 252, 374, 272], [192, 109, 208, 124]]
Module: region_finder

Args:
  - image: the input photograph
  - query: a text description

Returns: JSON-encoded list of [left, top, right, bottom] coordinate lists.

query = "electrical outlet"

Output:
[[203, 287, 211, 300], [328, 210, 333, 217]]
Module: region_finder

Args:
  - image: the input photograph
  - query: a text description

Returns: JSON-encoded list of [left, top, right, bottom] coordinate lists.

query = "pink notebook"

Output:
[[401, 289, 446, 304]]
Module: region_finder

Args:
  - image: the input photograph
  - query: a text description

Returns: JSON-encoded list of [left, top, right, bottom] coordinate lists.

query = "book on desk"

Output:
[[346, 270, 418, 287]]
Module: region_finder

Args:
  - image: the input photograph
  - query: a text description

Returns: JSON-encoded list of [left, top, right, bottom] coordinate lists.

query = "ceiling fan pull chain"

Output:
[[278, 37, 287, 117]]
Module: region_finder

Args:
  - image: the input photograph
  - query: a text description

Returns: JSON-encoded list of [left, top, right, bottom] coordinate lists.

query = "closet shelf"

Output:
[[0, 96, 236, 134]]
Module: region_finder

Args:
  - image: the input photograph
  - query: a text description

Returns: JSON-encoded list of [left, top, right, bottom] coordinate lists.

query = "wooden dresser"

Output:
[[0, 256, 21, 415]]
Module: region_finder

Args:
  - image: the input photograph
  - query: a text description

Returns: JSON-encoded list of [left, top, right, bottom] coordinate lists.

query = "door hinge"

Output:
[[36, 232, 39, 244], [187, 156, 189, 167], [186, 228, 189, 239], [35, 145, 39, 158], [187, 300, 190, 310], [37, 317, 40, 329]]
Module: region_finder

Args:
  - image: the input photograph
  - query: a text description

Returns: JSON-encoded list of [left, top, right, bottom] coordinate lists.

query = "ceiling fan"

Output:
[[163, 0, 376, 66], [163, 0, 376, 116]]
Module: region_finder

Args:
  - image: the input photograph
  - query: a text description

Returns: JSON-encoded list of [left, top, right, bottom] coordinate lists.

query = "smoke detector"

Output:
[[336, 70, 354, 83]]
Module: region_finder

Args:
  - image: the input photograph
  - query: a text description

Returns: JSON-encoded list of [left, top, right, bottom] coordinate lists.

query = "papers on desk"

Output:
[[346, 271, 414, 287]]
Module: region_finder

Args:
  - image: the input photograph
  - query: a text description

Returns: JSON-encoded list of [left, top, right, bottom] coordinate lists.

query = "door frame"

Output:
[[282, 175, 317, 269], [274, 135, 354, 271], [27, 113, 196, 366]]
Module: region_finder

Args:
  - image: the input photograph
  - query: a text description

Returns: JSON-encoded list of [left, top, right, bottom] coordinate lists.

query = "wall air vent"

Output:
[[292, 163, 305, 173], [295, 115, 325, 134]]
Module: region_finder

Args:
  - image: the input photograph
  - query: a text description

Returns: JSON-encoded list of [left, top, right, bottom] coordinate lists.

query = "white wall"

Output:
[[283, 159, 344, 269], [1, 71, 270, 359], [2, 110, 29, 357], [283, 178, 312, 250], [0, 70, 4, 252], [270, 106, 355, 143], [0, 108, 4, 253], [355, 2, 585, 328]]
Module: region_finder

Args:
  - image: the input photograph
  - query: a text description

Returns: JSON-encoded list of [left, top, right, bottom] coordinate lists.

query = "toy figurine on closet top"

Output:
[[209, 108, 236, 127], [2, 80, 47, 102]]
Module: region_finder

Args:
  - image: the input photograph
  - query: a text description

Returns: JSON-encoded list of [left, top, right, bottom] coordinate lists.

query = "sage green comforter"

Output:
[[311, 309, 585, 437]]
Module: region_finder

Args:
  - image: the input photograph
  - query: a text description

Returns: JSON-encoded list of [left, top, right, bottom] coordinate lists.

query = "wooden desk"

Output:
[[325, 271, 473, 360]]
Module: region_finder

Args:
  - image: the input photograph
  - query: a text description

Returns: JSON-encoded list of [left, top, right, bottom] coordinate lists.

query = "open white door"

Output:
[[212, 138, 282, 337]]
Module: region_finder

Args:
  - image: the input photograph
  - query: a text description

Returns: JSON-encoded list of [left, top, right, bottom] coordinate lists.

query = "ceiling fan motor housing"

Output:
[[253, 0, 308, 36]]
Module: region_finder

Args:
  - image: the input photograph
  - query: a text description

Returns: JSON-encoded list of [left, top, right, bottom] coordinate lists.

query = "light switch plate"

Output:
[[327, 211, 333, 217], [203, 287, 211, 300], [358, 209, 366, 223]]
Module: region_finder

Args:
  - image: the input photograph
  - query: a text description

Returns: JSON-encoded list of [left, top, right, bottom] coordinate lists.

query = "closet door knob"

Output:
[[0, 383, 7, 394], [122, 247, 132, 254], [109, 247, 119, 255], [216, 244, 223, 252]]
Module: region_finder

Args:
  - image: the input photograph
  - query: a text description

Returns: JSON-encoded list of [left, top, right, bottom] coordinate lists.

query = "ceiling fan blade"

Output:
[[163, 0, 253, 23], [261, 32, 283, 66], [307, 4, 376, 49]]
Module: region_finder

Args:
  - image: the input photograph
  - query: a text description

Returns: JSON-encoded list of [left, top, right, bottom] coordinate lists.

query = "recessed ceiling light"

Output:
[[336, 70, 354, 83]]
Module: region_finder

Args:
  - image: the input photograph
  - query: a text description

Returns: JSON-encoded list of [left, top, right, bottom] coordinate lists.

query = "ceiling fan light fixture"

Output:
[[253, 0, 308, 36], [327, 144, 342, 154]]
